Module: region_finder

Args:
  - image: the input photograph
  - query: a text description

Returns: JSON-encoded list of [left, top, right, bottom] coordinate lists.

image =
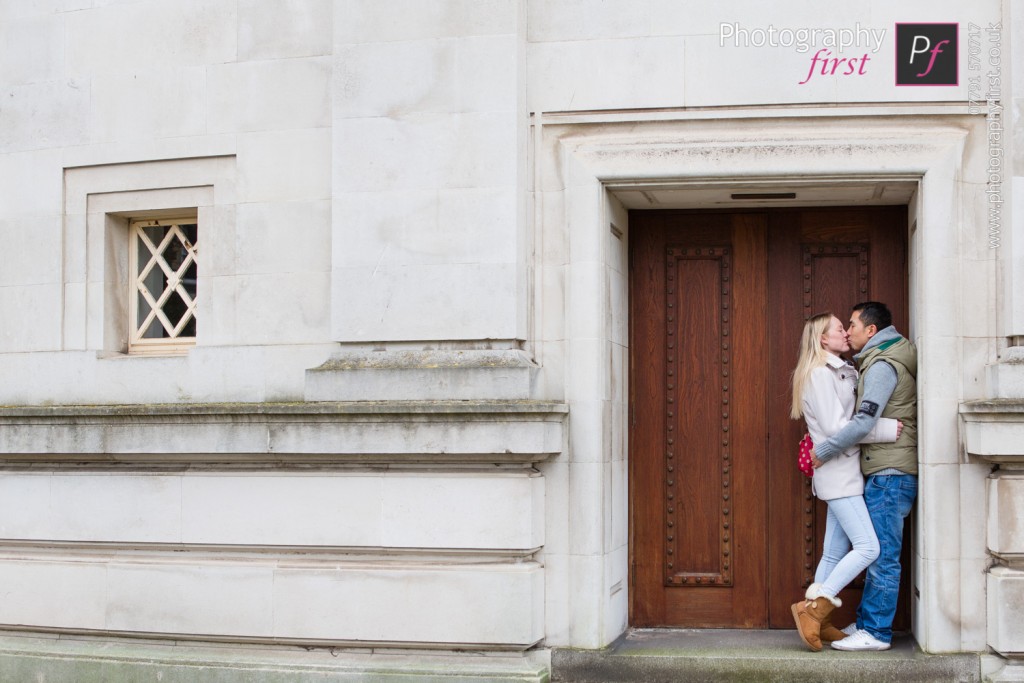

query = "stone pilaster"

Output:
[[961, 358, 1024, 679]]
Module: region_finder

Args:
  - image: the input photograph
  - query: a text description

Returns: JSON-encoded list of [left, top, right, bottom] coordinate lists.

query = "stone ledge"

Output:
[[0, 632, 550, 683], [0, 400, 567, 418], [960, 400, 1024, 464], [306, 349, 540, 401], [0, 401, 567, 465], [960, 400, 1024, 414]]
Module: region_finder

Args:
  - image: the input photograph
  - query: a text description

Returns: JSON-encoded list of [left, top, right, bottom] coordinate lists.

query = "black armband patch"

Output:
[[858, 400, 880, 417]]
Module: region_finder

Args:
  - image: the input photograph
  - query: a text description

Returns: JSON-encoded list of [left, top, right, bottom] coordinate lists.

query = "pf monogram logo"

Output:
[[895, 23, 958, 85]]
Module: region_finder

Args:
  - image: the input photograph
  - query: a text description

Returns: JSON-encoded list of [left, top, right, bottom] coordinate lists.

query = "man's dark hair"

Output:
[[852, 301, 892, 331]]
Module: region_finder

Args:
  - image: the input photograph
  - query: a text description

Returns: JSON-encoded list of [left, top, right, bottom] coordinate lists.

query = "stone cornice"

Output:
[[960, 399, 1024, 413], [0, 401, 567, 466]]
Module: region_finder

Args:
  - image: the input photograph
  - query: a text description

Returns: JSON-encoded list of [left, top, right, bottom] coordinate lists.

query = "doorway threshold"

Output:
[[550, 628, 980, 682]]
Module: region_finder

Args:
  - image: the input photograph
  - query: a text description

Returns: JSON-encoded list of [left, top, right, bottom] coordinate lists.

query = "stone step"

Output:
[[552, 629, 980, 683]]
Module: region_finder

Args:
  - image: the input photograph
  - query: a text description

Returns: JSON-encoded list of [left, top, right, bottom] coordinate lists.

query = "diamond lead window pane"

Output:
[[129, 217, 198, 352]]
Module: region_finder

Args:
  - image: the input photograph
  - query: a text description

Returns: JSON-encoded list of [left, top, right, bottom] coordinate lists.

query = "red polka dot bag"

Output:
[[798, 433, 814, 478]]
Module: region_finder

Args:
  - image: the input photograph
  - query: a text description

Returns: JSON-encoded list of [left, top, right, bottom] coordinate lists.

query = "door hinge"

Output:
[[631, 559, 636, 586]]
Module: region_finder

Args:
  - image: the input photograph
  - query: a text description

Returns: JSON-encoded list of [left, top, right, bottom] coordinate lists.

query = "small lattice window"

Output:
[[129, 216, 198, 354]]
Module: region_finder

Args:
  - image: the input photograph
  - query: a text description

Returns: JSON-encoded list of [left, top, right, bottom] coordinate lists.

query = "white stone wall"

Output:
[[0, 0, 335, 404], [0, 0, 1022, 676], [0, 0, 547, 655], [0, 469, 545, 646], [526, 0, 999, 111], [0, 470, 544, 548], [330, 0, 527, 344]]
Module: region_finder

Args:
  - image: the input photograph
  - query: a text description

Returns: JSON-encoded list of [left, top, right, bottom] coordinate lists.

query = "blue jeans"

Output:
[[815, 495, 880, 599], [856, 473, 917, 643]]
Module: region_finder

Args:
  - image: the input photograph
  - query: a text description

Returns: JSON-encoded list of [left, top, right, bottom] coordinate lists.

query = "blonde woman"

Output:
[[789, 312, 901, 652]]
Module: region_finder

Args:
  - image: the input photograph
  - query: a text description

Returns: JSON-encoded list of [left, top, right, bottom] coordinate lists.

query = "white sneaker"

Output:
[[831, 629, 891, 651], [838, 623, 858, 637]]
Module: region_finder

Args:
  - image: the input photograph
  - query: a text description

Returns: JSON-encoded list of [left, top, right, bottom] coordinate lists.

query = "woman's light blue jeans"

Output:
[[814, 494, 880, 600]]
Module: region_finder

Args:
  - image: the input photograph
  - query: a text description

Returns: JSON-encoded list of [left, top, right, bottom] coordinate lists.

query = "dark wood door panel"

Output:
[[630, 212, 767, 627]]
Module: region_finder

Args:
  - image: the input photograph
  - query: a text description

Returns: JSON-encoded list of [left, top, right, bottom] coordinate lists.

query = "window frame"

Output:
[[127, 214, 199, 356]]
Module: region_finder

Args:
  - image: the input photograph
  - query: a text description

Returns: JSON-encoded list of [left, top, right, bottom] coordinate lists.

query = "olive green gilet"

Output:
[[857, 336, 918, 476]]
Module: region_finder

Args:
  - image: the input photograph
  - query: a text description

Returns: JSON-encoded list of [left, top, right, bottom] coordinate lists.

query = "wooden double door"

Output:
[[629, 207, 909, 629]]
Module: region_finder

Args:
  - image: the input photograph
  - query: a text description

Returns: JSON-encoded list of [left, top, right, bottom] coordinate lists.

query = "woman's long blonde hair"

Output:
[[790, 312, 835, 419]]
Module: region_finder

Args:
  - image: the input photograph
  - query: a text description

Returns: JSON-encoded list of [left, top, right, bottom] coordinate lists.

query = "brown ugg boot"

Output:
[[791, 584, 841, 652], [819, 613, 847, 642]]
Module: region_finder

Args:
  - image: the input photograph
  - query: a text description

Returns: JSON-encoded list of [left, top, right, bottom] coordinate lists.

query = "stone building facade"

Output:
[[0, 1, 1021, 681]]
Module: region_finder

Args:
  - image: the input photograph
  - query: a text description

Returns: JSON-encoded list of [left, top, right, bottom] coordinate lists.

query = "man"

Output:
[[810, 301, 917, 652]]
